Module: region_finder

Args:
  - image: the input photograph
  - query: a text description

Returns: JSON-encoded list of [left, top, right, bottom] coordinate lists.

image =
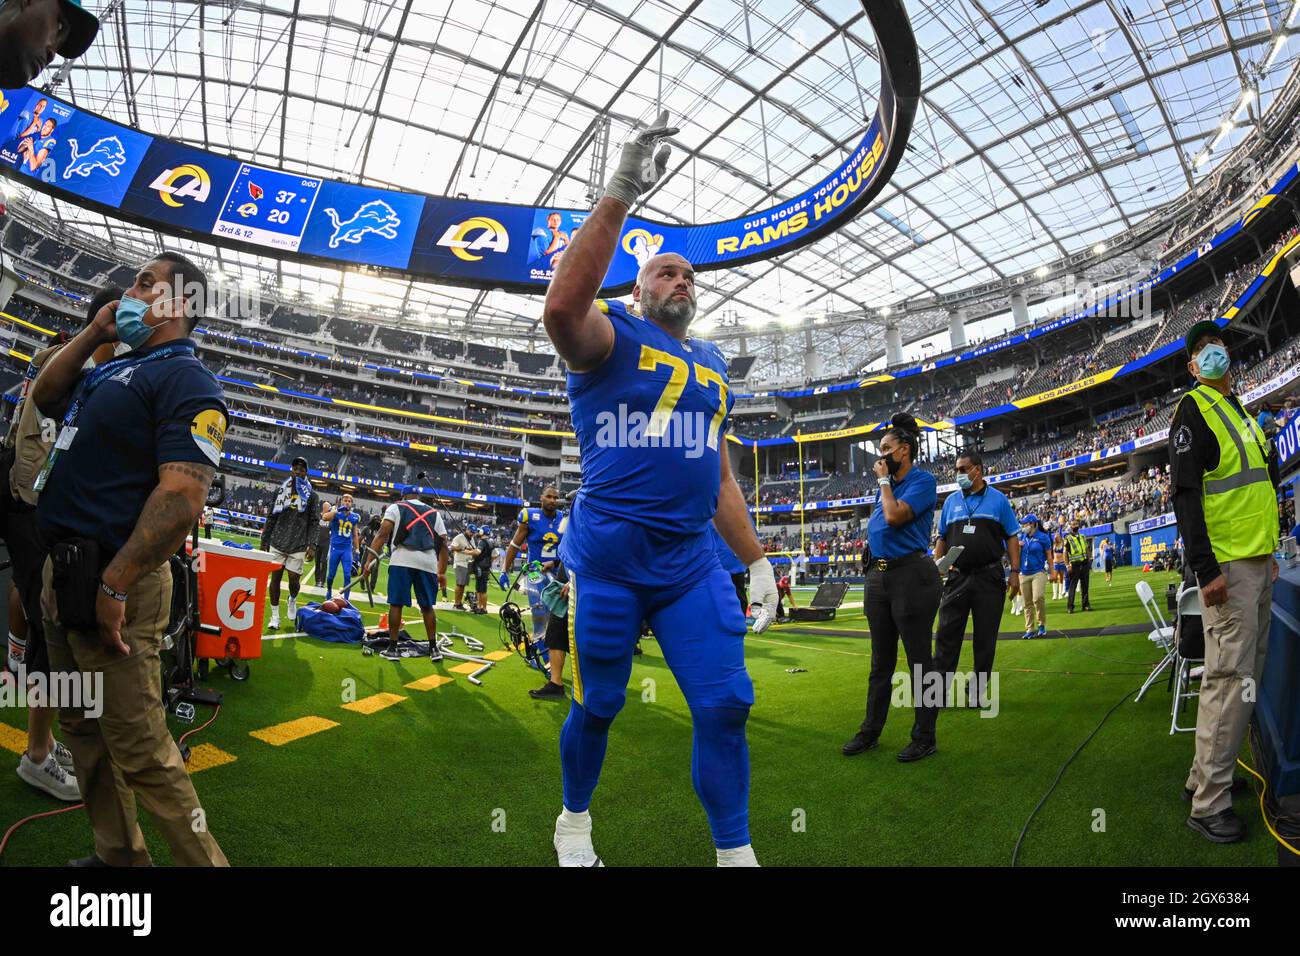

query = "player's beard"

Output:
[[642, 289, 696, 337]]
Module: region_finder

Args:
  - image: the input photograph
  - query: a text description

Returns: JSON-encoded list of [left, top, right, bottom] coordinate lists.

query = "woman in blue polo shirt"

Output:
[[842, 413, 942, 763], [1018, 514, 1053, 639]]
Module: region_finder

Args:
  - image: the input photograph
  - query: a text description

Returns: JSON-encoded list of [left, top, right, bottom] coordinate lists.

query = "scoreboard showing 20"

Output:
[[213, 163, 323, 252]]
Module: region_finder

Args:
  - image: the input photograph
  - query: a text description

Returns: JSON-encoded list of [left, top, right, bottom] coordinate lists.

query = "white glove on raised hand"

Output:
[[604, 109, 680, 207], [747, 558, 778, 634]]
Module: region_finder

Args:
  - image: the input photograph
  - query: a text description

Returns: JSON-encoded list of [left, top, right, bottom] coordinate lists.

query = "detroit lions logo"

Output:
[[62, 136, 128, 180], [323, 200, 401, 248]]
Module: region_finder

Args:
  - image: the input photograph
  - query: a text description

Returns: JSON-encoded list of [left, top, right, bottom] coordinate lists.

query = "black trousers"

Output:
[[933, 564, 1004, 703], [1067, 560, 1091, 610], [5, 505, 50, 673], [860, 557, 942, 744]]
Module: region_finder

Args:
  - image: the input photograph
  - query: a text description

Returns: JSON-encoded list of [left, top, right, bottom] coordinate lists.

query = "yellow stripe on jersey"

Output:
[[568, 572, 583, 706]]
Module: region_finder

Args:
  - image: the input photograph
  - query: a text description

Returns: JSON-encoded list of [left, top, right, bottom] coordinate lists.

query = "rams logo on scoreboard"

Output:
[[437, 216, 509, 261], [149, 164, 212, 208], [621, 228, 664, 266]]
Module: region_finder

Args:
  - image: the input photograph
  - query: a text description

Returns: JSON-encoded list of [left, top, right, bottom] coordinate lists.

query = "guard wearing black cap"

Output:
[[260, 455, 321, 630], [0, 0, 100, 89], [1170, 318, 1280, 844]]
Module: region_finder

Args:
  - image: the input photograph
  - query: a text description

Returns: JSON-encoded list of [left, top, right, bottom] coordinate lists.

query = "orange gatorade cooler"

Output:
[[193, 542, 283, 661]]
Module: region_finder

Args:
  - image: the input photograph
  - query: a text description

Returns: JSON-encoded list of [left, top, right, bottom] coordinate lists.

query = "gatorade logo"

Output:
[[216, 576, 257, 631]]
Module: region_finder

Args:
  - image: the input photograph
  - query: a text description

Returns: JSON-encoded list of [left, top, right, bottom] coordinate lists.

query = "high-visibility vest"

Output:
[[1184, 384, 1279, 564], [1066, 533, 1088, 562]]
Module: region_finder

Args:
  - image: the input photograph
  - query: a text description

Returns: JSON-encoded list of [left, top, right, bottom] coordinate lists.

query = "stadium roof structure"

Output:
[[11, 0, 1300, 381]]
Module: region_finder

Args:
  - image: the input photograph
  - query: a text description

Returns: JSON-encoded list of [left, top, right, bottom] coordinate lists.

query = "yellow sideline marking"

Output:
[[185, 744, 237, 773], [449, 662, 484, 675], [342, 692, 408, 714], [0, 721, 27, 755], [250, 716, 339, 746], [484, 650, 512, 662], [405, 674, 453, 691]]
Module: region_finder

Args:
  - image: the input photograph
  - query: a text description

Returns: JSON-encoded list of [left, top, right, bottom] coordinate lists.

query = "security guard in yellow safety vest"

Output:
[[1170, 319, 1280, 845], [1063, 522, 1091, 613]]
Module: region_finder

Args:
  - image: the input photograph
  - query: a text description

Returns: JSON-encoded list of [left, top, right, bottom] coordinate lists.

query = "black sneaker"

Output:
[[429, 647, 444, 662], [1186, 808, 1246, 843], [633, 642, 643, 656], [529, 682, 566, 701], [897, 741, 937, 763], [1182, 775, 1249, 803], [841, 732, 878, 756], [379, 640, 402, 661], [453, 603, 467, 611]]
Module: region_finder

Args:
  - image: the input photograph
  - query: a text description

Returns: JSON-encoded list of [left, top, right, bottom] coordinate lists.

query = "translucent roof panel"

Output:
[[7, 0, 1295, 375]]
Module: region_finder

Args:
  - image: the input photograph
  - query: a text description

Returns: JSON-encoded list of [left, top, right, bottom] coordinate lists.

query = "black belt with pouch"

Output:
[[51, 537, 107, 631]]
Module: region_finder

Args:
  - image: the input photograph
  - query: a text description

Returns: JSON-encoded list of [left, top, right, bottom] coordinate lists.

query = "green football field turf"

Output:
[[0, 551, 1279, 867]]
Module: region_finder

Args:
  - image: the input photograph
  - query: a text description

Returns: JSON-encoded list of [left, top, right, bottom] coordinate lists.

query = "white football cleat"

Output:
[[554, 809, 604, 867], [18, 752, 80, 802], [716, 844, 759, 867], [268, 609, 280, 631], [286, 597, 297, 620]]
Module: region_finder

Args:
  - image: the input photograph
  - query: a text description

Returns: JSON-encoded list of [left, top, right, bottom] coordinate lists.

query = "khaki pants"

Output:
[[42, 557, 229, 866], [1021, 571, 1047, 631], [1186, 555, 1273, 818]]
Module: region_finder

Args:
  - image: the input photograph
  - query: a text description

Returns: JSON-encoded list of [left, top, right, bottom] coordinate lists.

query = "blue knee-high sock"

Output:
[[690, 705, 751, 849], [559, 700, 614, 812], [327, 550, 341, 598]]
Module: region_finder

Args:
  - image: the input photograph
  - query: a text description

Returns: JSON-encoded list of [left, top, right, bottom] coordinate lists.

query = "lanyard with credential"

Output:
[[33, 343, 194, 493]]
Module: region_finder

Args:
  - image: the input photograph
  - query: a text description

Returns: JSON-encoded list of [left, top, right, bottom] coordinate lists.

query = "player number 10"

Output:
[[637, 344, 728, 449]]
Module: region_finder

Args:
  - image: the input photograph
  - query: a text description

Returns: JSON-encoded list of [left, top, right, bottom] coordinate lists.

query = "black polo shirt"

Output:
[[37, 339, 227, 554]]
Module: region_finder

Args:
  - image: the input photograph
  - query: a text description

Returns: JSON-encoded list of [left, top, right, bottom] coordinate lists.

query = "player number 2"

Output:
[[637, 345, 728, 450]]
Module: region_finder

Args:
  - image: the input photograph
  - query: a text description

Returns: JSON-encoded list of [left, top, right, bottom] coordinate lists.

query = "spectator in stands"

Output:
[[32, 251, 229, 866], [0, 0, 100, 91], [260, 456, 321, 630]]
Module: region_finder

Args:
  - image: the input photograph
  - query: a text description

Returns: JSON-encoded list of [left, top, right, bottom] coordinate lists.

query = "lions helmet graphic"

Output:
[[323, 200, 401, 249], [63, 136, 128, 180]]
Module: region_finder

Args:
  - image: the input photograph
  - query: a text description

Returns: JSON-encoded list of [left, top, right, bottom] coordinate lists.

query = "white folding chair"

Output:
[[1133, 579, 1176, 702], [1170, 585, 1205, 734]]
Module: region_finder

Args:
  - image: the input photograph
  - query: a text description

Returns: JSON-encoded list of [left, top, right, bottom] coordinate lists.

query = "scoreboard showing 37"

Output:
[[213, 163, 323, 252]]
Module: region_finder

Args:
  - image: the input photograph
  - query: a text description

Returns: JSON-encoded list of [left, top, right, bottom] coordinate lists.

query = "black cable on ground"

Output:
[[1011, 682, 1142, 866]]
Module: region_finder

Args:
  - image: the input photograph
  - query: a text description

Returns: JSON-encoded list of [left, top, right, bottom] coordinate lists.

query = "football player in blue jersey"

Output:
[[540, 111, 778, 867], [322, 494, 361, 602], [499, 485, 567, 688]]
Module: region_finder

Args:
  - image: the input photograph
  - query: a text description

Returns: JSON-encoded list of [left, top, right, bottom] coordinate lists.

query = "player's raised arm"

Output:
[[543, 110, 679, 372]]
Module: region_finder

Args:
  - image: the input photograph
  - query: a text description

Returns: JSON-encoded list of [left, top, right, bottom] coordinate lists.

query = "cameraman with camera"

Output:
[[32, 253, 229, 867]]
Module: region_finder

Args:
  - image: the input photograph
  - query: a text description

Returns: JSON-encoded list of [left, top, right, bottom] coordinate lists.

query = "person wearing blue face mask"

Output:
[[933, 450, 1021, 708], [28, 251, 230, 867], [1170, 319, 1280, 845]]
